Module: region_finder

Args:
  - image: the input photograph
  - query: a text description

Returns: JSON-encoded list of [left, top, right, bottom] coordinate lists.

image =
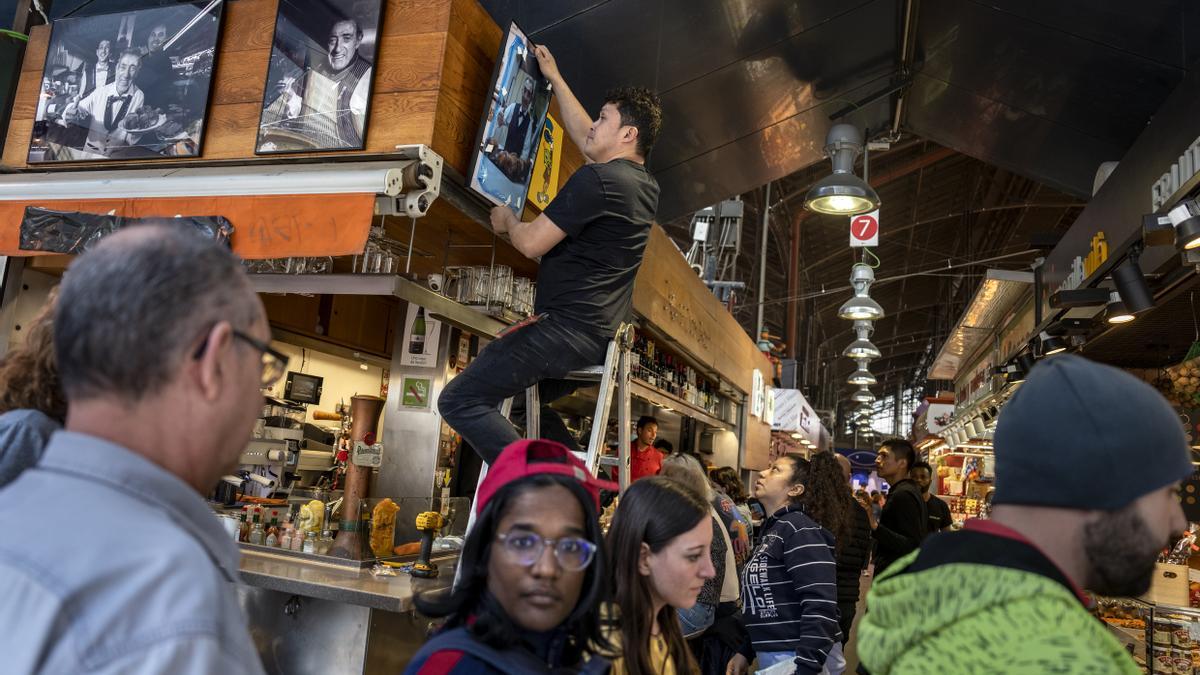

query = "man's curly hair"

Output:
[[604, 86, 663, 157], [0, 288, 66, 422]]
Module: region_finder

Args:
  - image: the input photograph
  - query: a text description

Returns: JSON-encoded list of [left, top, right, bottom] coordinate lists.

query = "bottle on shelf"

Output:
[[279, 523, 292, 550], [302, 531, 317, 554], [409, 307, 427, 354]]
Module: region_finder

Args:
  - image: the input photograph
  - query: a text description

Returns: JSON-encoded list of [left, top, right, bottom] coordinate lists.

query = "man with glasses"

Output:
[[408, 439, 616, 674], [0, 225, 272, 673]]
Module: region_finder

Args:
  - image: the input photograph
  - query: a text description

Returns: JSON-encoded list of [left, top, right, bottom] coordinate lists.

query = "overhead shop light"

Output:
[[1104, 290, 1136, 324], [851, 387, 876, 404], [803, 124, 880, 216], [838, 264, 885, 320], [0, 148, 444, 219], [1168, 200, 1200, 250], [1110, 249, 1156, 316], [928, 269, 1033, 381], [844, 320, 882, 360], [1038, 331, 1068, 356], [848, 365, 876, 386], [970, 418, 987, 437]]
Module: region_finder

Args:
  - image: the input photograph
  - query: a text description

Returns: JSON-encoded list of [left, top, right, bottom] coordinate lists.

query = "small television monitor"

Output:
[[284, 372, 324, 405], [468, 22, 554, 214]]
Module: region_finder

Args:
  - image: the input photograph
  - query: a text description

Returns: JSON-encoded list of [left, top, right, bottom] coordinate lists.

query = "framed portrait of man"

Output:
[[256, 0, 383, 154], [468, 23, 553, 214], [27, 0, 224, 163]]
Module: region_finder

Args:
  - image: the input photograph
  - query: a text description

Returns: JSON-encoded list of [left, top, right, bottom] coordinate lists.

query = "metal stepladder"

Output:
[[466, 323, 634, 522]]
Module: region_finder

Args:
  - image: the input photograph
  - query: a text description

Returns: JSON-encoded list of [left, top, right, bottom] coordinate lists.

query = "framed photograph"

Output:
[[468, 22, 553, 213], [255, 0, 383, 154], [28, 0, 225, 163]]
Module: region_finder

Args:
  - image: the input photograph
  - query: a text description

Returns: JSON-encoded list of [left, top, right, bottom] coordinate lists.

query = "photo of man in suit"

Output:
[[62, 49, 146, 158]]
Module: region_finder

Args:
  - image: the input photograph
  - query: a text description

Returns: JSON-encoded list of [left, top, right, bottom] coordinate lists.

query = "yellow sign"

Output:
[[1083, 231, 1108, 278], [528, 113, 563, 210]]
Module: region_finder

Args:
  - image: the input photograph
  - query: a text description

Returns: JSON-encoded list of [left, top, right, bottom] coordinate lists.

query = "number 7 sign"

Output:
[[850, 210, 880, 247]]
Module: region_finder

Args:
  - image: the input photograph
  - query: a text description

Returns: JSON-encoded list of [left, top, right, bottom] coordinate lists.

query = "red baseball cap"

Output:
[[475, 439, 618, 514]]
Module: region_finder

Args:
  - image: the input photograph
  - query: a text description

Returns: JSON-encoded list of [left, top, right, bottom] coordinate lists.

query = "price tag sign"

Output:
[[850, 210, 880, 247], [352, 441, 384, 468]]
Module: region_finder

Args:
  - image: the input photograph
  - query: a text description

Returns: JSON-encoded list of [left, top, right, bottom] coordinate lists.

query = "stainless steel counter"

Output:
[[235, 549, 457, 674], [238, 548, 455, 613]]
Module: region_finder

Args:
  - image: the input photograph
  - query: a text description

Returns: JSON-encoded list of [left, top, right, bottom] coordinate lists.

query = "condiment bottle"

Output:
[[290, 523, 304, 551], [302, 531, 317, 554], [279, 524, 293, 550], [317, 529, 334, 555], [248, 514, 265, 545]]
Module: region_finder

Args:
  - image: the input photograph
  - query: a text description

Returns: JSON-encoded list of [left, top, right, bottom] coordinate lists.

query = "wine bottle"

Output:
[[409, 307, 427, 354]]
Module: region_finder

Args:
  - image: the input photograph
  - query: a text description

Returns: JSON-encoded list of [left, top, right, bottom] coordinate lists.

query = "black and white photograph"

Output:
[[28, 1, 224, 163], [255, 0, 383, 154], [468, 22, 553, 213]]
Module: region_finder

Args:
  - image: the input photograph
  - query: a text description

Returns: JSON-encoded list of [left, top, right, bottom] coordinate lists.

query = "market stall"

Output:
[[0, 0, 776, 670]]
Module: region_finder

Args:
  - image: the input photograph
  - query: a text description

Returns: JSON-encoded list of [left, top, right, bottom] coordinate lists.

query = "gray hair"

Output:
[[659, 453, 714, 503], [54, 225, 260, 403]]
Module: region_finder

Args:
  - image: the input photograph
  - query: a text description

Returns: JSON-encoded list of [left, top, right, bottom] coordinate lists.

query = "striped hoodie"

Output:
[[739, 504, 840, 674]]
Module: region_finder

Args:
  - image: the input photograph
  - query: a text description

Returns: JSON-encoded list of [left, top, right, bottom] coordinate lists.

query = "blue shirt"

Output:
[[0, 408, 60, 488], [0, 431, 265, 674]]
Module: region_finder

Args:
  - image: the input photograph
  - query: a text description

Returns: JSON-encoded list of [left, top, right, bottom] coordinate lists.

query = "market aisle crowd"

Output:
[[0, 222, 1190, 675]]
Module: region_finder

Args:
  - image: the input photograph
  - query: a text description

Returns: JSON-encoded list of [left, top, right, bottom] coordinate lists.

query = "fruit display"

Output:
[[1160, 358, 1200, 408]]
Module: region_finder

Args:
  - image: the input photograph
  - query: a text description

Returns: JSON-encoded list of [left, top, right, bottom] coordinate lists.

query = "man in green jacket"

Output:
[[858, 354, 1191, 674]]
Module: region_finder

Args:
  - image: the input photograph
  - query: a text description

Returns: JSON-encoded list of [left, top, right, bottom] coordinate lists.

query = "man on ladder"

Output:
[[438, 45, 662, 469]]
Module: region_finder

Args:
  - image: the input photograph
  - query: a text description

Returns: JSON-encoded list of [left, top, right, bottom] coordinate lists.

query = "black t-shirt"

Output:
[[927, 495, 953, 531], [539, 158, 659, 336]]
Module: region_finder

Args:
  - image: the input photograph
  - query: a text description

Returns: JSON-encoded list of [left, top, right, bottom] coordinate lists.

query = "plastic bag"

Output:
[[20, 206, 233, 254]]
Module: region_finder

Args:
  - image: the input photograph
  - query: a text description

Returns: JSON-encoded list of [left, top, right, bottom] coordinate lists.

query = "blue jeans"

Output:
[[678, 601, 716, 638], [438, 314, 609, 463]]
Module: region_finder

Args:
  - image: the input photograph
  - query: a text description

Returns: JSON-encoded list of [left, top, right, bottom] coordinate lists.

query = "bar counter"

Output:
[[239, 548, 455, 613], [236, 547, 456, 674]]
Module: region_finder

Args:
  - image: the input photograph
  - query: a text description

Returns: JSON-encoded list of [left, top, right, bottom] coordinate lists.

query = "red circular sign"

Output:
[[851, 214, 879, 241]]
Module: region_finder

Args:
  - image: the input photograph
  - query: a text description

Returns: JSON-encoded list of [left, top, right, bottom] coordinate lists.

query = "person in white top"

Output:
[[63, 49, 144, 158]]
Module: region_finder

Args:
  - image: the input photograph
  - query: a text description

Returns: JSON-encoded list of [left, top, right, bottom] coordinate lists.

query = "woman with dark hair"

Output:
[[608, 476, 716, 675], [709, 466, 753, 537], [407, 439, 617, 674], [0, 289, 65, 488], [727, 453, 846, 675]]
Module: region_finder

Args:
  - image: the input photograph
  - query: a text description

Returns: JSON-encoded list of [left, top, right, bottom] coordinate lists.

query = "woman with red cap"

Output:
[[407, 439, 617, 674]]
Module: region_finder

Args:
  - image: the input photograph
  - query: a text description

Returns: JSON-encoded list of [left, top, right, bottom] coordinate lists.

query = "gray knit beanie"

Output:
[[992, 354, 1192, 510]]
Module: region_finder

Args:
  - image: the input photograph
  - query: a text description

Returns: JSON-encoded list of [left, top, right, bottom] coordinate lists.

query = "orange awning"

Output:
[[0, 193, 376, 259]]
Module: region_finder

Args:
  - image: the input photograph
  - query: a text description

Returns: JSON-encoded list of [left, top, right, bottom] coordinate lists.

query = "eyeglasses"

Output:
[[233, 330, 289, 388], [194, 328, 289, 388], [496, 530, 596, 571]]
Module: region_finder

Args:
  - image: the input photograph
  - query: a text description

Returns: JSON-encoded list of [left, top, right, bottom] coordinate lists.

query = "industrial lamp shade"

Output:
[[1111, 258, 1155, 315], [803, 124, 880, 216], [844, 337, 881, 360], [804, 173, 880, 216], [851, 387, 875, 404], [848, 366, 876, 386], [838, 294, 885, 321], [1105, 290, 1136, 324]]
